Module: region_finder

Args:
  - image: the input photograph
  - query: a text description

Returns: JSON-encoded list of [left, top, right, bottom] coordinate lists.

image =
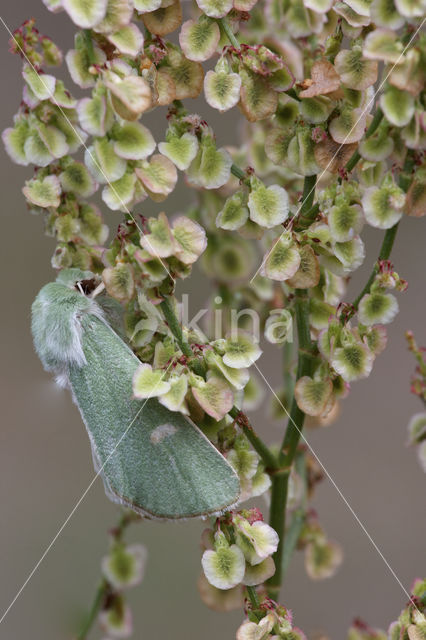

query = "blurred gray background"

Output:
[[0, 3, 425, 639]]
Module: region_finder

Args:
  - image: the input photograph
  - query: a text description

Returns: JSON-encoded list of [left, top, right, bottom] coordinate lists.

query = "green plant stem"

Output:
[[279, 291, 314, 468], [246, 585, 261, 611], [295, 175, 317, 229], [267, 473, 289, 597], [345, 108, 384, 173], [83, 29, 96, 66], [286, 88, 301, 103], [300, 175, 317, 213], [77, 580, 108, 640], [282, 340, 294, 398], [267, 288, 315, 596], [295, 202, 320, 231], [159, 297, 277, 469], [231, 163, 249, 183], [229, 406, 277, 470], [398, 152, 415, 193], [218, 17, 240, 48], [281, 453, 307, 579], [268, 178, 317, 595], [159, 297, 205, 377], [280, 508, 305, 578], [159, 297, 192, 358], [301, 174, 317, 211]]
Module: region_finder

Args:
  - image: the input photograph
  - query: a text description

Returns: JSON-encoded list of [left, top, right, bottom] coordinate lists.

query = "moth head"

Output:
[[31, 269, 104, 374], [55, 268, 96, 288]]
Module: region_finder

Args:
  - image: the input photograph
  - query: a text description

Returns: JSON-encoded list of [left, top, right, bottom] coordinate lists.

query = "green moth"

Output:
[[31, 269, 240, 519]]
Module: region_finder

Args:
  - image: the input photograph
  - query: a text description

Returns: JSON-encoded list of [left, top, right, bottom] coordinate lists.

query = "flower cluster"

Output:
[[201, 510, 278, 593], [101, 212, 207, 301], [387, 578, 426, 640], [237, 606, 307, 640], [131, 316, 261, 413], [346, 578, 426, 640], [283, 256, 407, 420]]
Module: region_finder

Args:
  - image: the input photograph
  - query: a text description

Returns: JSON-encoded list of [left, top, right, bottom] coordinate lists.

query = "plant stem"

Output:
[[159, 297, 192, 358], [295, 175, 317, 229], [268, 178, 317, 595], [77, 580, 108, 640], [229, 406, 277, 470], [286, 88, 301, 103], [280, 508, 305, 579], [398, 151, 415, 193], [295, 202, 320, 231], [282, 340, 294, 399], [267, 473, 289, 597], [267, 287, 315, 596], [159, 297, 205, 377], [246, 585, 261, 611], [218, 17, 240, 48], [231, 163, 249, 182], [281, 454, 307, 580], [159, 297, 277, 469], [301, 174, 317, 211], [279, 291, 314, 464], [83, 29, 96, 66], [345, 108, 384, 173]]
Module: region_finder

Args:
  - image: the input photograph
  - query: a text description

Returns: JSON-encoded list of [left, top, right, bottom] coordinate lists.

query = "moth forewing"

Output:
[[32, 276, 240, 519]]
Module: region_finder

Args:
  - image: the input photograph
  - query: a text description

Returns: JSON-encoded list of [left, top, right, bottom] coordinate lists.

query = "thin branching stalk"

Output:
[[229, 406, 278, 470], [82, 30, 96, 66], [77, 580, 108, 640], [295, 175, 317, 228], [218, 17, 240, 49], [267, 288, 315, 596], [231, 163, 249, 182], [159, 297, 205, 377], [281, 453, 307, 580], [246, 585, 261, 612], [267, 175, 317, 596]]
